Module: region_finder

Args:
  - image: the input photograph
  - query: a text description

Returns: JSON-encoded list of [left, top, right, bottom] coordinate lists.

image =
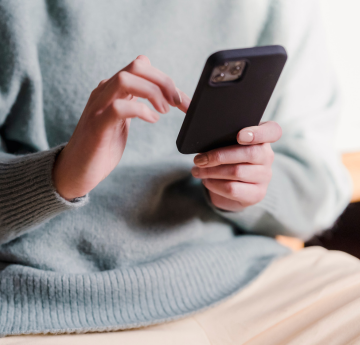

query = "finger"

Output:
[[194, 144, 273, 168], [202, 178, 266, 206], [192, 164, 271, 183], [104, 71, 170, 114], [176, 88, 191, 113], [102, 99, 160, 126], [208, 192, 245, 212], [98, 78, 110, 87], [135, 54, 151, 65], [136, 55, 191, 113], [96, 78, 133, 101], [123, 57, 182, 107], [237, 121, 282, 145]]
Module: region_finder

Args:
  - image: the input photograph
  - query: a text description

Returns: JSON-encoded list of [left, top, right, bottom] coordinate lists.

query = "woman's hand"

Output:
[[53, 55, 190, 200], [191, 121, 282, 212]]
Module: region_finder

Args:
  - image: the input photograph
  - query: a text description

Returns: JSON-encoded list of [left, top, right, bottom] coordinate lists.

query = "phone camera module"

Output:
[[210, 60, 246, 84], [212, 73, 225, 83]]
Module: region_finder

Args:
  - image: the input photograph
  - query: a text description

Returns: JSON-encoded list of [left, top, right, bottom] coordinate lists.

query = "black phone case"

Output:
[[176, 45, 287, 154]]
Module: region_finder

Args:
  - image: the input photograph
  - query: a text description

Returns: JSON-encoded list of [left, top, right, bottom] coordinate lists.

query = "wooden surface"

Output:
[[342, 151, 360, 203]]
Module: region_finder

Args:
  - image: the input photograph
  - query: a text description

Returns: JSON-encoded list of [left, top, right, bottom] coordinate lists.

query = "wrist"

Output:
[[52, 147, 87, 200]]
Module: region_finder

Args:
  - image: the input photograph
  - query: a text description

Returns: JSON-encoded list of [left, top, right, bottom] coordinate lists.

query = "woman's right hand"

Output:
[[52, 55, 190, 200]]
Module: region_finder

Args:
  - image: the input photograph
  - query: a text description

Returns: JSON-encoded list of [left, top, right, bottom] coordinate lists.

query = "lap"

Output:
[[3, 247, 360, 345]]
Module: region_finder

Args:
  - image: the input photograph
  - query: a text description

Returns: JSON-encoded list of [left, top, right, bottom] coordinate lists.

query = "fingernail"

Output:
[[174, 90, 182, 106], [194, 154, 208, 166], [238, 130, 254, 143], [192, 167, 199, 177]]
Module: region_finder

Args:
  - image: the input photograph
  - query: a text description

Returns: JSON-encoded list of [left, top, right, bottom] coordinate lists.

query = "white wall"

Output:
[[320, 0, 360, 152]]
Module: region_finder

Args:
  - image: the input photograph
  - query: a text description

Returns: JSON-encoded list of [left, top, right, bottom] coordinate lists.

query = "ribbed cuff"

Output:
[[0, 145, 88, 244]]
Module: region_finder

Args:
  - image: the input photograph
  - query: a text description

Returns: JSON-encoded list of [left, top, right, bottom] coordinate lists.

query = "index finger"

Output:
[[123, 56, 191, 112], [237, 121, 282, 145], [194, 144, 268, 167]]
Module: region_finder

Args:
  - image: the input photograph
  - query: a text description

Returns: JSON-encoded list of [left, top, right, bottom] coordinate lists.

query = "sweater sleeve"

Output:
[[0, 4, 88, 245], [0, 146, 88, 244], [209, 0, 352, 240]]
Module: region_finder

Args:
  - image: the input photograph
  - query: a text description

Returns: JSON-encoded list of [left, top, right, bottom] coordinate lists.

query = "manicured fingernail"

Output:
[[174, 90, 182, 105], [192, 167, 199, 177], [238, 130, 254, 143], [194, 154, 208, 166]]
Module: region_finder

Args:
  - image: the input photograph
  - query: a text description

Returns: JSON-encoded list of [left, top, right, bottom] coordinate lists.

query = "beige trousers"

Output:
[[3, 247, 360, 345]]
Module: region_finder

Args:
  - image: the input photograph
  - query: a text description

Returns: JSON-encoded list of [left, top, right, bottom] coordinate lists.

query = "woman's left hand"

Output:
[[191, 121, 282, 212]]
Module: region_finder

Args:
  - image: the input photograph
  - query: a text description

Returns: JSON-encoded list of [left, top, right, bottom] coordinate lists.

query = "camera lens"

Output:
[[212, 73, 225, 82], [218, 63, 228, 72], [230, 65, 242, 75]]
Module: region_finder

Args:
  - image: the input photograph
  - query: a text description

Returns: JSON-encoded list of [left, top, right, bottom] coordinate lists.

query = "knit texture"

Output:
[[0, 0, 351, 336], [0, 145, 88, 244], [0, 236, 287, 335]]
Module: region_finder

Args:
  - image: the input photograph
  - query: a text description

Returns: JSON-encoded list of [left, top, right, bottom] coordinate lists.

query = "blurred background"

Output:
[[320, 0, 360, 153], [285, 1, 360, 255]]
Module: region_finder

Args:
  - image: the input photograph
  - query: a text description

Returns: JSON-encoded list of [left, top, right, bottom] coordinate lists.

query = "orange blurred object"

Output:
[[275, 235, 304, 251], [342, 151, 360, 203]]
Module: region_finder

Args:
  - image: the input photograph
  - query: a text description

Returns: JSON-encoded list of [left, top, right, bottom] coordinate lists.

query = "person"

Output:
[[0, 0, 356, 343]]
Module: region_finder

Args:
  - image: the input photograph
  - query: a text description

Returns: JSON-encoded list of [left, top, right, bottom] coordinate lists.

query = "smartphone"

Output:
[[176, 45, 287, 154]]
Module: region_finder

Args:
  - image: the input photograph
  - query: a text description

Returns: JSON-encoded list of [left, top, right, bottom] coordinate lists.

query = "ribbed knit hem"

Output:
[[0, 236, 290, 336], [0, 145, 88, 244]]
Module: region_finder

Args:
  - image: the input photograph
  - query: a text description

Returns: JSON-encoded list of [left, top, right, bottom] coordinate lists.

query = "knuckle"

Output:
[[264, 144, 274, 163], [233, 165, 243, 179], [128, 59, 141, 73], [246, 145, 259, 161], [253, 187, 266, 204], [211, 150, 224, 164], [90, 88, 98, 98], [109, 100, 119, 113], [272, 121, 283, 137], [268, 148, 275, 163], [254, 129, 263, 143], [98, 79, 107, 87], [197, 168, 206, 178], [116, 71, 128, 86], [225, 181, 238, 198], [138, 102, 148, 114], [265, 168, 273, 182]]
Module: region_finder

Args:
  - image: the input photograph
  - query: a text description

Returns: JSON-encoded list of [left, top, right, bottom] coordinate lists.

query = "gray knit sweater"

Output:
[[0, 0, 351, 336]]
